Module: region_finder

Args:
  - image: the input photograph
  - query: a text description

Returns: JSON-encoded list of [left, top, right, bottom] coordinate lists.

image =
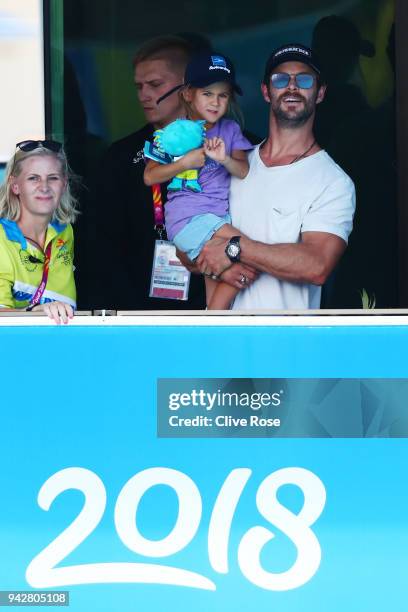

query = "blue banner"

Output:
[[0, 323, 407, 611]]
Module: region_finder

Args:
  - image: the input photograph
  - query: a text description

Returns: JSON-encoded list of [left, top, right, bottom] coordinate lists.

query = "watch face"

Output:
[[228, 243, 240, 259]]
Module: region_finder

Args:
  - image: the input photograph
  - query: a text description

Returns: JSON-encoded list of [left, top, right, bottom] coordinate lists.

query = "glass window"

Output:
[[52, 0, 397, 309]]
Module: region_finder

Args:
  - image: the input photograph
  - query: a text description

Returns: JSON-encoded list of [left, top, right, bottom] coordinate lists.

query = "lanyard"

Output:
[[151, 183, 165, 239], [28, 241, 52, 308]]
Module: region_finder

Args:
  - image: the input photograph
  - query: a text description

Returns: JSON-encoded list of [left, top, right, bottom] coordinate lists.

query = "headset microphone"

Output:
[[156, 84, 183, 105]]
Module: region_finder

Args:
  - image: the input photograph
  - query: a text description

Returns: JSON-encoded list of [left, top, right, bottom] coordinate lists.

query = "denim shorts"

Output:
[[173, 213, 231, 261]]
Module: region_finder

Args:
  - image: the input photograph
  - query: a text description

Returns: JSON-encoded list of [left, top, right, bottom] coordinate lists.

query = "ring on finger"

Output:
[[211, 274, 218, 280], [239, 274, 247, 285]]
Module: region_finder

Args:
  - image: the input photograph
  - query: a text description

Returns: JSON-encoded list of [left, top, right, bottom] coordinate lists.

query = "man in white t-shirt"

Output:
[[197, 44, 356, 310]]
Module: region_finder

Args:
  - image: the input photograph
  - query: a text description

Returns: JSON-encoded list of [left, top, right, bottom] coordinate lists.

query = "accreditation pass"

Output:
[[150, 240, 191, 300]]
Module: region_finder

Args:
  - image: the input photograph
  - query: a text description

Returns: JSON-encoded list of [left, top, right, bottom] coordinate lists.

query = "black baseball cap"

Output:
[[263, 44, 322, 84], [184, 52, 243, 95]]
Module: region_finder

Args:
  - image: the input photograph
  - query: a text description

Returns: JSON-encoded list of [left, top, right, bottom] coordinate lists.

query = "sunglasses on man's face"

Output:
[[16, 140, 63, 153], [270, 73, 315, 89]]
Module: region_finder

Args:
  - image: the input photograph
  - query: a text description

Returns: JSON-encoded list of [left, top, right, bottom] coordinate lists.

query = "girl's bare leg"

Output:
[[204, 223, 247, 309], [200, 224, 256, 308], [207, 281, 239, 310], [204, 277, 218, 306]]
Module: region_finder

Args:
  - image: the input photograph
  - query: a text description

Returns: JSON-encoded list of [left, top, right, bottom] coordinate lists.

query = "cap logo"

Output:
[[274, 46, 311, 59], [209, 54, 231, 74], [211, 55, 227, 67]]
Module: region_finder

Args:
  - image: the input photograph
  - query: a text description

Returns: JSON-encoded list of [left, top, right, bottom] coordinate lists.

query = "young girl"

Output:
[[144, 52, 254, 309]]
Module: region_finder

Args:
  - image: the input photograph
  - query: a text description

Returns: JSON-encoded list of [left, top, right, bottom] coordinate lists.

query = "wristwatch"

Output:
[[225, 236, 241, 262]]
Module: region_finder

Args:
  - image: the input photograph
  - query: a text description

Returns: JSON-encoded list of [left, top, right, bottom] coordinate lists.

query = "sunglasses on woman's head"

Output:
[[10, 140, 64, 178], [270, 73, 315, 89], [16, 140, 63, 153]]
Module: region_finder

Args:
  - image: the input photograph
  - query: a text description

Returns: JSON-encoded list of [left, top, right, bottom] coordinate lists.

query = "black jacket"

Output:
[[86, 124, 206, 310]]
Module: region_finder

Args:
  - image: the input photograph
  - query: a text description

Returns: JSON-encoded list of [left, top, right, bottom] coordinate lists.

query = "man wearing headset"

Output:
[[88, 36, 207, 310]]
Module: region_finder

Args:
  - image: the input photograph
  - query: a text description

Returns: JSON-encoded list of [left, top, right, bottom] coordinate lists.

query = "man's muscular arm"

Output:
[[196, 231, 347, 286]]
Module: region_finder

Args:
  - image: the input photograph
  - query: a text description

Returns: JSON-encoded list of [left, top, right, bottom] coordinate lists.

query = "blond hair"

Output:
[[0, 146, 79, 224], [132, 35, 191, 73]]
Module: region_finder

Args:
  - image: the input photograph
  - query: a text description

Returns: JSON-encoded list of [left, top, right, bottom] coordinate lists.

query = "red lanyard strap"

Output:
[[27, 241, 52, 310], [152, 183, 165, 238]]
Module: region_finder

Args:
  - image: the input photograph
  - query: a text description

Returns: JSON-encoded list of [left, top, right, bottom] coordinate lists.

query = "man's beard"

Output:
[[272, 93, 316, 128]]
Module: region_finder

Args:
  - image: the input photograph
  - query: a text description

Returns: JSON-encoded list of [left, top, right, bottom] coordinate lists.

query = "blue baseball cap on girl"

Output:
[[184, 53, 243, 95]]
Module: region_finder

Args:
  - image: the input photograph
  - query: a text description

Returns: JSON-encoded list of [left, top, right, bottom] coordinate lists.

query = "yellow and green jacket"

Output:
[[0, 219, 76, 309]]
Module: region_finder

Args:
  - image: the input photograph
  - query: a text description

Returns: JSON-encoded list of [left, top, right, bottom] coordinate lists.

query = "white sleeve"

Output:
[[301, 175, 356, 243]]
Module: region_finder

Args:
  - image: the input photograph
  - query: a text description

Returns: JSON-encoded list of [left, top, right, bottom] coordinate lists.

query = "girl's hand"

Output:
[[32, 301, 74, 325], [181, 147, 206, 170], [204, 137, 227, 163]]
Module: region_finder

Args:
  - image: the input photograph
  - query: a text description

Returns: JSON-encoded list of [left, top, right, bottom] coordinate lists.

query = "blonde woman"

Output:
[[0, 140, 78, 323]]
